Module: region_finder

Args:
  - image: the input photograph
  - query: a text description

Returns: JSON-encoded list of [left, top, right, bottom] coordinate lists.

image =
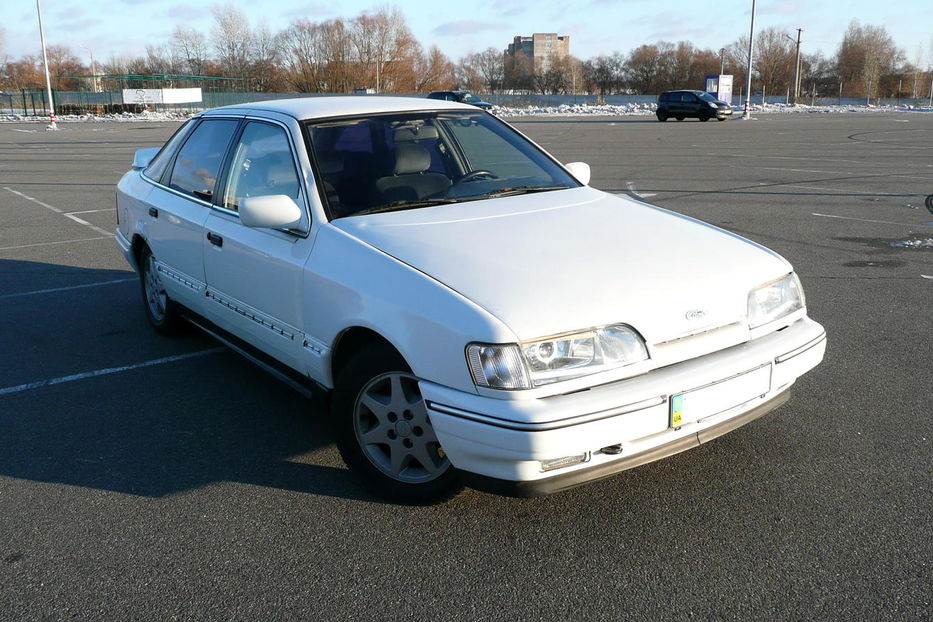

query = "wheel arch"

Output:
[[130, 233, 150, 269], [329, 326, 404, 387]]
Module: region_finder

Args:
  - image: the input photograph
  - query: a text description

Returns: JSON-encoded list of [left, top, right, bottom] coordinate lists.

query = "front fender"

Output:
[[303, 225, 516, 392]]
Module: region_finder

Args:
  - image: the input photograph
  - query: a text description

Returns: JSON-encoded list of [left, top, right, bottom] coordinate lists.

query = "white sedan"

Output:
[[116, 96, 826, 503]]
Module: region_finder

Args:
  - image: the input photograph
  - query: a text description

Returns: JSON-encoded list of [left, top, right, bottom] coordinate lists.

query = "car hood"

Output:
[[332, 187, 790, 344]]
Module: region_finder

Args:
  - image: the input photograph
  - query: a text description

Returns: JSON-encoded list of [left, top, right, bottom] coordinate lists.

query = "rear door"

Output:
[[140, 118, 240, 309]]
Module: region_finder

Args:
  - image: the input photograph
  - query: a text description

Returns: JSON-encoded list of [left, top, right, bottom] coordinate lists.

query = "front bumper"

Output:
[[421, 316, 826, 496]]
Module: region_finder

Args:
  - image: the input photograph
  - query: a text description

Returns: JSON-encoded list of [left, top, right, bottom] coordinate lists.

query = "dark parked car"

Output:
[[426, 90, 494, 110], [656, 90, 732, 122]]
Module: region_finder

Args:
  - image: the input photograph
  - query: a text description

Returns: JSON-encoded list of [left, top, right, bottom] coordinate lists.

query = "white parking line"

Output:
[[0, 278, 136, 300], [0, 236, 112, 252], [811, 213, 932, 227], [0, 348, 227, 398], [3, 187, 114, 237], [65, 208, 116, 215]]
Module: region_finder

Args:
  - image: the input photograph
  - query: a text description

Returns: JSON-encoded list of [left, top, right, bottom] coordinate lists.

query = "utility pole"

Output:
[[36, 0, 57, 130], [742, 0, 757, 119], [793, 28, 802, 105], [785, 29, 802, 105], [719, 48, 726, 75]]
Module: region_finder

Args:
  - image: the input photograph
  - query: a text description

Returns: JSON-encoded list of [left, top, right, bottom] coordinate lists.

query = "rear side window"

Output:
[[143, 120, 195, 182], [659, 93, 670, 102], [168, 119, 239, 202]]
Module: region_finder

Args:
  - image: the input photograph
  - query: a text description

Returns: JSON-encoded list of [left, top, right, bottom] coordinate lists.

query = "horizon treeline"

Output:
[[1, 5, 930, 101]]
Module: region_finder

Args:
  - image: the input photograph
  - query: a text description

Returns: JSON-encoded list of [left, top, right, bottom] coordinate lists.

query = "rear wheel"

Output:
[[675, 116, 685, 121], [139, 246, 185, 335], [333, 344, 463, 504], [656, 110, 668, 122]]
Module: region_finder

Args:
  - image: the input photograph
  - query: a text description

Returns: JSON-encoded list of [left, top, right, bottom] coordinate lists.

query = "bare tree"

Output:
[[582, 53, 623, 96], [250, 21, 283, 91], [350, 6, 418, 92], [413, 45, 454, 92], [753, 27, 794, 95], [472, 47, 505, 93], [211, 3, 253, 81], [171, 26, 209, 76], [624, 44, 662, 93], [836, 20, 904, 100]]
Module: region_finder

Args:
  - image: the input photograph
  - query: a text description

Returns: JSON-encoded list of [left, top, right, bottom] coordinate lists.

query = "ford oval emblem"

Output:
[[685, 309, 707, 321]]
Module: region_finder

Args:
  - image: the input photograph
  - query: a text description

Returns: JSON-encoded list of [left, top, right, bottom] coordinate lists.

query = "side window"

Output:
[[222, 122, 302, 212], [682, 93, 696, 103], [168, 119, 239, 202], [143, 119, 196, 183]]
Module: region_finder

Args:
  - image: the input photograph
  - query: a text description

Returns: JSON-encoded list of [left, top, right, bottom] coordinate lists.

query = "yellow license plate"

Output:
[[670, 394, 685, 428]]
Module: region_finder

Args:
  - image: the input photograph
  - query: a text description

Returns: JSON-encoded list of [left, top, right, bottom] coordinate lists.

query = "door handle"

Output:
[[207, 232, 223, 247], [148, 207, 159, 218]]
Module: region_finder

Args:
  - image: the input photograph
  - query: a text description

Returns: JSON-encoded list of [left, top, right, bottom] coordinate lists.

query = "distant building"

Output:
[[506, 33, 570, 74]]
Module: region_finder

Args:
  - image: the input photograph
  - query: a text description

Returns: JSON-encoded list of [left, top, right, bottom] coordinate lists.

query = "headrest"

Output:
[[393, 143, 431, 175], [394, 125, 438, 142]]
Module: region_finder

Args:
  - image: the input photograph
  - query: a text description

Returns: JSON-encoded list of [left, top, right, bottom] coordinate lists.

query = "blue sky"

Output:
[[5, 0, 931, 66]]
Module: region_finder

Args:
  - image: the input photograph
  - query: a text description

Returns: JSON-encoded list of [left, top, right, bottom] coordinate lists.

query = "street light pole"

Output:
[[742, 0, 757, 119], [784, 29, 802, 105], [36, 0, 57, 129], [79, 44, 99, 93]]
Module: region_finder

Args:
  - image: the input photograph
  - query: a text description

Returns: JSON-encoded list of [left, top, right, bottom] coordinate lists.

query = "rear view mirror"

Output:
[[239, 195, 303, 230], [565, 162, 591, 186]]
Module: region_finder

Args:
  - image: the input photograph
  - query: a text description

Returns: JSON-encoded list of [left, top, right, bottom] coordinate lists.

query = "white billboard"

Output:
[[122, 88, 202, 105]]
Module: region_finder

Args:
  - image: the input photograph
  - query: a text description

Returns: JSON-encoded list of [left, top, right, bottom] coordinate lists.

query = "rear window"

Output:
[[143, 119, 196, 183], [167, 119, 239, 202]]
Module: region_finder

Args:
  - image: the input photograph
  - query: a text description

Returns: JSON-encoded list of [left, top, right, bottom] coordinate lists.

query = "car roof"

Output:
[[203, 96, 475, 121]]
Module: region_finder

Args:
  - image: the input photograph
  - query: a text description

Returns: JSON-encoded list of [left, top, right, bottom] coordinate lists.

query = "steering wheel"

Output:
[[453, 170, 498, 185]]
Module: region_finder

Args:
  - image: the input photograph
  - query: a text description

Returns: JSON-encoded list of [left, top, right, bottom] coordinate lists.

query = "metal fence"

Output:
[[2, 89, 931, 117]]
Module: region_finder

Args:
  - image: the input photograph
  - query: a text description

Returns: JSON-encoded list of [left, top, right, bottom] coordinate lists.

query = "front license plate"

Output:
[[669, 365, 771, 428]]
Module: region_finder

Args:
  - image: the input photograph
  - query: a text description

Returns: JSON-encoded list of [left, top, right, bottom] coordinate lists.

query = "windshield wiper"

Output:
[[351, 197, 460, 216], [474, 185, 570, 199]]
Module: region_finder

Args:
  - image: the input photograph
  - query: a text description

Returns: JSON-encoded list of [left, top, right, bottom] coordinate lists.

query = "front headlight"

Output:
[[467, 324, 649, 389], [747, 273, 805, 329]]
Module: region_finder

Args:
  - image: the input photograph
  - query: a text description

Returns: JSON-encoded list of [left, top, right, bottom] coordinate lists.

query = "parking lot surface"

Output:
[[1, 112, 930, 620]]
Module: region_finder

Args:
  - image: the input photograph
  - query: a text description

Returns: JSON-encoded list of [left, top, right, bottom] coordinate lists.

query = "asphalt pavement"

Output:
[[0, 111, 930, 620]]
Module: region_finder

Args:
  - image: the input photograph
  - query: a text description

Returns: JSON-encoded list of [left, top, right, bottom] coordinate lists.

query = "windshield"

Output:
[[458, 92, 479, 103], [305, 111, 579, 219], [698, 92, 719, 102]]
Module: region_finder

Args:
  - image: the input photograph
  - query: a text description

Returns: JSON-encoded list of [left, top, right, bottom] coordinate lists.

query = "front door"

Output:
[[201, 120, 314, 371]]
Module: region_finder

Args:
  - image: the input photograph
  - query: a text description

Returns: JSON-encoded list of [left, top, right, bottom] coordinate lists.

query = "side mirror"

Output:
[[565, 161, 591, 186], [239, 195, 303, 230], [132, 147, 160, 170]]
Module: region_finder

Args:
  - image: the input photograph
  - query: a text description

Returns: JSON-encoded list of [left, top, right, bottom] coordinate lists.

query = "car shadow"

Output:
[[0, 258, 385, 503]]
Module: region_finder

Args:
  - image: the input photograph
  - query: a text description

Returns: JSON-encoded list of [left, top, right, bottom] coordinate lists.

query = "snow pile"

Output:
[[493, 102, 656, 116], [887, 237, 933, 249], [2, 102, 932, 123], [0, 110, 195, 123]]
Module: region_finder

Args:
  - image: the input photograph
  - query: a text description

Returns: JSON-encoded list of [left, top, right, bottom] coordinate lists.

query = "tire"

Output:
[[699, 113, 710, 122], [656, 110, 668, 122], [333, 344, 463, 504], [139, 246, 185, 335], [925, 193, 933, 215], [717, 116, 726, 121], [675, 116, 684, 121]]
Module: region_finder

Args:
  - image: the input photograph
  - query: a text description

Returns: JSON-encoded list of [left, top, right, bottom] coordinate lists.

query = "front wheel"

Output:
[[139, 246, 185, 335], [333, 344, 463, 504]]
